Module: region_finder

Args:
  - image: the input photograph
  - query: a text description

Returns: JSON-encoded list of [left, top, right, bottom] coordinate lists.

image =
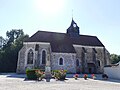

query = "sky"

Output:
[[0, 0, 120, 55]]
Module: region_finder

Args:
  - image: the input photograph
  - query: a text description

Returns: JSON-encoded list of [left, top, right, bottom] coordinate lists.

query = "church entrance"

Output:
[[87, 63, 96, 74]]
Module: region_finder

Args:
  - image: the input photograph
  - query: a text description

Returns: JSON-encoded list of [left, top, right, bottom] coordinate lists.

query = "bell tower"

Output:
[[66, 19, 80, 37]]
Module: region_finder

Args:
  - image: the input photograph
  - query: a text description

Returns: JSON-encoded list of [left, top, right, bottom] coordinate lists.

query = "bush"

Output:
[[26, 69, 45, 80], [26, 69, 38, 80], [35, 70, 45, 80], [53, 69, 67, 80], [34, 67, 45, 72]]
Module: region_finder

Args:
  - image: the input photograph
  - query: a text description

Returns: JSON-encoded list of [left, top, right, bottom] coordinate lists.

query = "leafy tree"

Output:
[[110, 54, 120, 64], [0, 29, 29, 72], [0, 36, 7, 48], [6, 29, 24, 44]]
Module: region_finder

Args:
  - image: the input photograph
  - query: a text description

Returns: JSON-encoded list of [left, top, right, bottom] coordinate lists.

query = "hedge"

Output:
[[26, 69, 39, 80]]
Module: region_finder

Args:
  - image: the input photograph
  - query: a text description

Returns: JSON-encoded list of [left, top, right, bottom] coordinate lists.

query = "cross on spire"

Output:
[[72, 9, 73, 19]]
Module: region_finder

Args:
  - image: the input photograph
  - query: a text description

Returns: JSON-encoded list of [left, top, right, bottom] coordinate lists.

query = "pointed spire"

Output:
[[71, 10, 75, 24], [72, 9, 73, 19], [71, 19, 76, 26]]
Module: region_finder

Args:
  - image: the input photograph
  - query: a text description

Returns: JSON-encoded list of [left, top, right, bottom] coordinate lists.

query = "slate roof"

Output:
[[25, 31, 104, 53], [71, 35, 104, 47]]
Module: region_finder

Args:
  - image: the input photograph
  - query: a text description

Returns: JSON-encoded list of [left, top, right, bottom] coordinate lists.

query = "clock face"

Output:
[[73, 24, 76, 27]]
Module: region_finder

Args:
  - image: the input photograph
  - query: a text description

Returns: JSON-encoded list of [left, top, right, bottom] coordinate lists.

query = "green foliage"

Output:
[[110, 54, 120, 64], [0, 29, 29, 72], [26, 69, 45, 80], [6, 29, 24, 44], [0, 36, 6, 48], [34, 67, 45, 72], [26, 69, 38, 80], [53, 70, 67, 80]]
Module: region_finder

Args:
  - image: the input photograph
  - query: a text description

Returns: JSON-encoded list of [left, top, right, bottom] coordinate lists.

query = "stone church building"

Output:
[[17, 19, 110, 74]]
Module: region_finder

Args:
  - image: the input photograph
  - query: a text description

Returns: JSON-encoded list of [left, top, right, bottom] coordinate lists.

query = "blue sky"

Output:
[[0, 0, 120, 55]]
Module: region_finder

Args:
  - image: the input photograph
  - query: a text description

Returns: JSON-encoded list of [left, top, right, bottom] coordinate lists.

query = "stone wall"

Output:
[[105, 49, 110, 65], [35, 43, 51, 69], [16, 42, 51, 73], [95, 48, 106, 73], [17, 42, 110, 74], [73, 45, 109, 73], [51, 53, 76, 73], [104, 61, 120, 79], [16, 43, 35, 73]]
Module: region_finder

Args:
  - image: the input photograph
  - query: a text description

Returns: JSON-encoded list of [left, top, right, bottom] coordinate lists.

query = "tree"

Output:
[[6, 29, 24, 44], [110, 54, 120, 64], [0, 29, 29, 72], [0, 36, 7, 48]]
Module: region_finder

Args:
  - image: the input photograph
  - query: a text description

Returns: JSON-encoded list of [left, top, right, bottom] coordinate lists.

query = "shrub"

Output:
[[53, 69, 67, 80], [35, 70, 45, 80], [26, 69, 38, 80], [26, 69, 45, 80], [34, 67, 45, 72]]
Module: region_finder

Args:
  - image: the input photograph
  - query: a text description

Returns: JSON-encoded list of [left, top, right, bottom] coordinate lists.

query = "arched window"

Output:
[[76, 59, 79, 66], [42, 50, 46, 64], [27, 49, 34, 64], [59, 58, 64, 65]]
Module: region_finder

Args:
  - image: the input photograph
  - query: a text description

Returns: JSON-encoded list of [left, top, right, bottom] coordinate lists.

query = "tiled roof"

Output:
[[25, 31, 104, 53]]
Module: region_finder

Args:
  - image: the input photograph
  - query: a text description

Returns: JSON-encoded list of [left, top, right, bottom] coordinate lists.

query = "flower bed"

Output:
[[52, 69, 67, 80]]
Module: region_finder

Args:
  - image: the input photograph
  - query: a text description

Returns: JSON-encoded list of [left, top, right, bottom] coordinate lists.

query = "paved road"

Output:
[[0, 73, 120, 90]]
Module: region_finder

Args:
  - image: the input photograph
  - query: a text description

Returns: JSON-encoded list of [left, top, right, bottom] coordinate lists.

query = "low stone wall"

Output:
[[104, 62, 120, 79]]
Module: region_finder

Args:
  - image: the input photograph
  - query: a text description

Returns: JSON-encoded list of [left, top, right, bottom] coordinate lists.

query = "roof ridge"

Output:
[[80, 34, 97, 37], [37, 30, 97, 37], [38, 30, 66, 35]]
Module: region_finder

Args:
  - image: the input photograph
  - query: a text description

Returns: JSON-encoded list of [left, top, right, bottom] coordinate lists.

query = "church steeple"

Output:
[[66, 19, 80, 37]]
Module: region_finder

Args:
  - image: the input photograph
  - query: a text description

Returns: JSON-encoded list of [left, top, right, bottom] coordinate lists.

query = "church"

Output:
[[16, 19, 110, 74]]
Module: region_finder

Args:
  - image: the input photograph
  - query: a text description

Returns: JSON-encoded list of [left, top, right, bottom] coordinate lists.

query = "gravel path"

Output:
[[0, 73, 120, 90]]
